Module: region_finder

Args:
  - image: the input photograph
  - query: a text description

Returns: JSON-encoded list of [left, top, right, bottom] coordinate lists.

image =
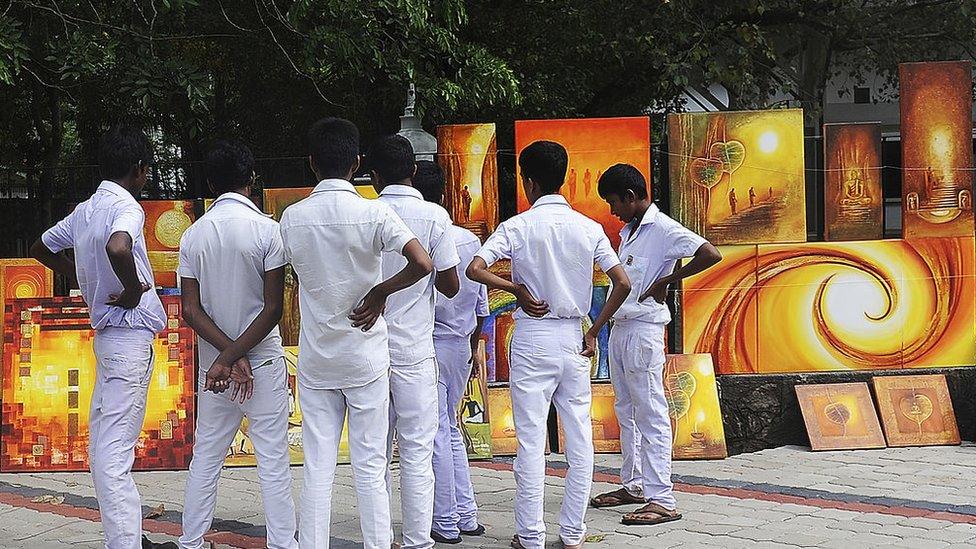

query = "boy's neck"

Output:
[[632, 200, 653, 224], [109, 178, 140, 197]]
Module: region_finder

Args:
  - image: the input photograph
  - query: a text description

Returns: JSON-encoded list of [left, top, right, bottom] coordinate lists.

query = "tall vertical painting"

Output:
[[437, 124, 499, 240], [514, 117, 651, 249], [1, 296, 194, 471], [823, 123, 884, 241], [141, 200, 197, 288], [0, 259, 54, 403], [899, 60, 974, 239], [668, 109, 806, 245], [664, 354, 727, 459]]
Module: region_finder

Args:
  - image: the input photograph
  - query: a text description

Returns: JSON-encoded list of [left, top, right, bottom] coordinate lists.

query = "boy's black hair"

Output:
[[308, 117, 360, 178], [597, 163, 649, 200], [368, 135, 415, 183], [206, 140, 255, 195], [98, 126, 153, 181], [414, 160, 445, 203], [518, 140, 568, 194]]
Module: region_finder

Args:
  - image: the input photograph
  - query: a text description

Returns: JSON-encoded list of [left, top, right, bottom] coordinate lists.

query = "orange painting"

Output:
[[823, 123, 883, 241], [1, 296, 194, 471], [682, 237, 976, 374], [795, 383, 886, 451], [668, 109, 806, 245], [664, 354, 727, 460], [0, 259, 55, 402], [515, 117, 651, 248], [557, 382, 621, 453], [438, 123, 499, 240], [487, 386, 517, 456], [141, 200, 197, 288], [899, 61, 974, 239], [872, 374, 960, 447]]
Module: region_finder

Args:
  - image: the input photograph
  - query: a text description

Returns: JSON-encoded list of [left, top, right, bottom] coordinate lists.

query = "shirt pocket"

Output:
[[621, 254, 650, 296]]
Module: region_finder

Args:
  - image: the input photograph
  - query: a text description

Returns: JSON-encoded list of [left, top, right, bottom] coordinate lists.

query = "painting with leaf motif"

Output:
[[795, 383, 886, 451], [872, 374, 960, 447], [668, 109, 806, 245]]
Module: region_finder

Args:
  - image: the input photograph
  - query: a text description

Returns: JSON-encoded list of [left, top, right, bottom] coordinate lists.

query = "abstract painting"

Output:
[[141, 200, 197, 288], [557, 382, 621, 453], [682, 237, 976, 374], [795, 383, 886, 451], [668, 109, 806, 245], [1, 295, 194, 471], [437, 123, 499, 239], [823, 123, 884, 241], [872, 374, 960, 447], [514, 117, 651, 248], [664, 354, 727, 460], [899, 60, 974, 239], [0, 260, 55, 402]]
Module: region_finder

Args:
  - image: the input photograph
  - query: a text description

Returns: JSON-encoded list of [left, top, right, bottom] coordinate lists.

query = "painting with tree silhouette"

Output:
[[899, 60, 974, 239], [663, 354, 727, 460], [668, 109, 806, 245], [872, 374, 960, 447], [795, 382, 886, 451]]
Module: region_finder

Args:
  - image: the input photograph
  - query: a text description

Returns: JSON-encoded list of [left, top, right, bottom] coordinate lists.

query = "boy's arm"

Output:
[[30, 240, 76, 285], [435, 267, 460, 298], [105, 232, 151, 309], [433, 224, 461, 298], [180, 277, 241, 394], [466, 257, 549, 317], [351, 238, 433, 331], [641, 242, 722, 304], [469, 284, 489, 362], [583, 263, 631, 357]]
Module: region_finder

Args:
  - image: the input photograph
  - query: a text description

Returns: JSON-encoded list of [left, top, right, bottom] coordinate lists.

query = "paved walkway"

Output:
[[0, 444, 974, 547]]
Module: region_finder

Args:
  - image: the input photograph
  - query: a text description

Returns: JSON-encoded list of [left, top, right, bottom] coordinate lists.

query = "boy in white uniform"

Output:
[[177, 140, 296, 549], [31, 127, 167, 549], [280, 118, 434, 549], [467, 141, 632, 549], [370, 136, 460, 549], [589, 164, 721, 525], [413, 161, 488, 543]]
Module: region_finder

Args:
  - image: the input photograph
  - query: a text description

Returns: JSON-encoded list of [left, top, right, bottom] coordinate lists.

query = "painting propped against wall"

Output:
[[515, 117, 651, 249], [823, 123, 884, 241], [437, 123, 499, 240], [872, 374, 960, 447], [795, 383, 886, 451], [1, 296, 194, 471], [668, 109, 806, 245], [899, 60, 974, 239], [665, 354, 727, 460]]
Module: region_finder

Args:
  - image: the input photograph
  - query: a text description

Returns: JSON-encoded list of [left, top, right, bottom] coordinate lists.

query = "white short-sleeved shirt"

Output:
[[177, 192, 287, 375], [434, 225, 488, 339], [280, 179, 416, 389], [613, 203, 707, 324], [41, 180, 166, 333], [475, 194, 620, 320], [378, 185, 460, 365]]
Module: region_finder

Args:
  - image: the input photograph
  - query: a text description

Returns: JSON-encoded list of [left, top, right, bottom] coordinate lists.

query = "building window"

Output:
[[853, 87, 871, 104]]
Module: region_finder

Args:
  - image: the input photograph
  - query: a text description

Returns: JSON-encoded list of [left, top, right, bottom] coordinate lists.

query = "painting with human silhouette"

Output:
[[823, 123, 883, 241], [514, 117, 650, 249], [668, 109, 806, 245], [437, 123, 499, 240]]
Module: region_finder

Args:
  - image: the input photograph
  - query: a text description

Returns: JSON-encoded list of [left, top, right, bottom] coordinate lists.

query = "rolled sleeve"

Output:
[[41, 213, 74, 253], [430, 223, 461, 272], [475, 223, 512, 267], [264, 226, 288, 271], [379, 207, 416, 254], [594, 233, 621, 273], [110, 204, 145, 241], [176, 231, 196, 279]]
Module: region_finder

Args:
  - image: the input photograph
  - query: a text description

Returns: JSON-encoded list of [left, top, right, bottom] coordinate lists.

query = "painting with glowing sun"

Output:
[[682, 237, 976, 374], [437, 123, 499, 240], [899, 60, 974, 239], [668, 109, 806, 245]]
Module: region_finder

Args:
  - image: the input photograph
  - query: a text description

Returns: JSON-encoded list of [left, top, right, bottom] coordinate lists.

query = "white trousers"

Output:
[[431, 335, 479, 537], [387, 357, 438, 549], [180, 357, 296, 549], [607, 321, 676, 509], [299, 374, 392, 549], [90, 327, 155, 549], [509, 319, 593, 549]]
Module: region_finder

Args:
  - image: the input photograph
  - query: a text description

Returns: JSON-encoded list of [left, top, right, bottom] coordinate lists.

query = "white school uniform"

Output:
[[609, 203, 706, 509], [431, 225, 488, 538], [41, 180, 167, 549], [378, 185, 460, 549], [175, 192, 296, 549], [280, 178, 416, 549], [475, 194, 619, 549]]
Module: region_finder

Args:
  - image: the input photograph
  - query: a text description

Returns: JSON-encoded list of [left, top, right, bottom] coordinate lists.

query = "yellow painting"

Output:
[[141, 200, 198, 288], [795, 383, 886, 451], [872, 374, 960, 447], [668, 109, 806, 245], [664, 354, 727, 460], [487, 386, 517, 456], [438, 123, 499, 239], [557, 382, 621, 453], [823, 123, 884, 241]]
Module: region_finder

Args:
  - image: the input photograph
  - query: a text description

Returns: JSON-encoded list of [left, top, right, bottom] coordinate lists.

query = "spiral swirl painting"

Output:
[[682, 237, 976, 374]]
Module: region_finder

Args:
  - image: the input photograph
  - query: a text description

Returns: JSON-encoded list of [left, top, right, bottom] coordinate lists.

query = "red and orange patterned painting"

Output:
[[1, 295, 194, 471], [515, 117, 651, 248], [141, 200, 197, 288], [0, 259, 55, 402], [682, 237, 976, 374], [823, 123, 884, 241], [668, 109, 806, 245], [899, 61, 974, 239], [438, 124, 499, 240]]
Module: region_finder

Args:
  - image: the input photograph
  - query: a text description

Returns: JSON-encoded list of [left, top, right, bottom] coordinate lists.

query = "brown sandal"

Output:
[[511, 534, 526, 549], [621, 502, 682, 526], [590, 487, 645, 508]]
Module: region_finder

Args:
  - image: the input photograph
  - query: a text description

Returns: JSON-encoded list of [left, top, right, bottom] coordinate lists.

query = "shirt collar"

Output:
[[97, 180, 139, 204], [379, 184, 423, 200], [211, 191, 267, 216], [311, 178, 359, 195], [620, 203, 661, 238], [530, 194, 570, 209]]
